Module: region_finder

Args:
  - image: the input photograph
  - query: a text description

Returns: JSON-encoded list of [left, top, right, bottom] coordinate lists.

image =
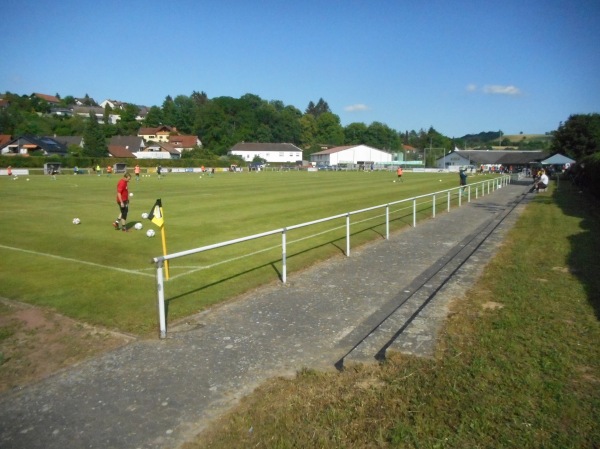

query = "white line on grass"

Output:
[[0, 244, 154, 277]]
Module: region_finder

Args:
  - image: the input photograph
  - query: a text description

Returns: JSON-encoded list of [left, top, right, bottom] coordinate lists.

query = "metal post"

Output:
[[346, 213, 351, 256], [156, 259, 167, 339], [412, 199, 417, 227], [385, 205, 389, 239], [432, 194, 436, 218], [282, 228, 287, 284], [447, 191, 451, 212]]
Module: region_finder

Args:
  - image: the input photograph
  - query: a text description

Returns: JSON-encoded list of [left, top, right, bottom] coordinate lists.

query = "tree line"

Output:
[[1, 91, 598, 161]]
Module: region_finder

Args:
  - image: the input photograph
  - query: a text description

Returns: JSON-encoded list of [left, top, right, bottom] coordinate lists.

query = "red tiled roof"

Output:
[[169, 135, 198, 148], [34, 93, 60, 104]]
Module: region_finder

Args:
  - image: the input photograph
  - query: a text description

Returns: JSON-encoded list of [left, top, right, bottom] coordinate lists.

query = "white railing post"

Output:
[[447, 191, 451, 212], [156, 260, 167, 339], [432, 194, 436, 218], [412, 199, 417, 227], [385, 205, 389, 239], [282, 228, 287, 284], [346, 213, 351, 256]]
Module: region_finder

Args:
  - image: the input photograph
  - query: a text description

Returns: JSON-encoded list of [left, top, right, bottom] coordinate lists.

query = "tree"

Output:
[[551, 113, 600, 159], [344, 122, 368, 145], [315, 112, 344, 146], [305, 98, 331, 118], [82, 112, 107, 157]]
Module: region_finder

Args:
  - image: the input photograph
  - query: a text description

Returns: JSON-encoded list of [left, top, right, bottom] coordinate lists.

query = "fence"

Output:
[[152, 175, 511, 338]]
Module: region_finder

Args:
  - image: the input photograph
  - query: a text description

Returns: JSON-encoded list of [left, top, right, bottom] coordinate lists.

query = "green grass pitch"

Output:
[[0, 169, 495, 335]]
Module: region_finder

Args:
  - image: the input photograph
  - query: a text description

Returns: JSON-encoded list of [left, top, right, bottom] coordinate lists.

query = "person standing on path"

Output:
[[113, 173, 131, 232], [459, 168, 468, 195]]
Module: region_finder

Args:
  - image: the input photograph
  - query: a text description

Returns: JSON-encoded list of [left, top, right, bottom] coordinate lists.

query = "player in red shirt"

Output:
[[113, 173, 131, 231]]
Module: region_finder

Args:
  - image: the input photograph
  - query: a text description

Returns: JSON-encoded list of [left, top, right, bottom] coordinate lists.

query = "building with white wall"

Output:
[[310, 145, 392, 166], [229, 143, 302, 164]]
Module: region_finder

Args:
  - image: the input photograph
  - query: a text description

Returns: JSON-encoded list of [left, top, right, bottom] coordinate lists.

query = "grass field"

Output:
[[0, 169, 499, 335]]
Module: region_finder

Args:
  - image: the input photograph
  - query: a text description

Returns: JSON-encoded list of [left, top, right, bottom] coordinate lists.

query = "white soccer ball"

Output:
[[129, 192, 134, 197], [134, 222, 143, 230], [141, 212, 149, 219], [146, 229, 155, 237], [72, 218, 81, 225]]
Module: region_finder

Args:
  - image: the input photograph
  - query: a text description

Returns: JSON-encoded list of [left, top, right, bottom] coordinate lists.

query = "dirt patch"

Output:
[[0, 298, 135, 394]]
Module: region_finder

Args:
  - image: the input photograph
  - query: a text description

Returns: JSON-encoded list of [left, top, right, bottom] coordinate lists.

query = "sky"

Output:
[[2, 0, 599, 138]]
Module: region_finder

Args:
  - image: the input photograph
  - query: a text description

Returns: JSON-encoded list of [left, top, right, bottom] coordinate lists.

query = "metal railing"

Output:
[[153, 175, 510, 338]]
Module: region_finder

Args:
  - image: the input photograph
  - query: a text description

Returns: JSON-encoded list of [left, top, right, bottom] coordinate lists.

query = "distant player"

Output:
[[396, 167, 403, 182], [113, 173, 131, 232], [134, 164, 141, 181]]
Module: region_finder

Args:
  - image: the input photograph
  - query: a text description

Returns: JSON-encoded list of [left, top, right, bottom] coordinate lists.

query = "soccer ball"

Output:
[[72, 218, 81, 225], [129, 192, 134, 197], [146, 229, 155, 237], [141, 212, 149, 219], [134, 222, 143, 230]]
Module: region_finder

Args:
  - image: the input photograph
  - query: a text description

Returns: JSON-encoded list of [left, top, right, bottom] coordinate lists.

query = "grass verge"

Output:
[[184, 183, 600, 448]]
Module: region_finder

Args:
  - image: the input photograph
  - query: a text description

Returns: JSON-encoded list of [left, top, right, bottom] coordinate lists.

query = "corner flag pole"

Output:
[[149, 199, 170, 280]]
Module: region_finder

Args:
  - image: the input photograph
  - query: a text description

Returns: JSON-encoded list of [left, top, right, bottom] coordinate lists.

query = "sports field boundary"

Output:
[[153, 175, 510, 337]]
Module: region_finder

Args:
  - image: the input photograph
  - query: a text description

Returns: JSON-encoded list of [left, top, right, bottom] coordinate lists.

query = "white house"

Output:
[[310, 145, 392, 167], [229, 143, 302, 164]]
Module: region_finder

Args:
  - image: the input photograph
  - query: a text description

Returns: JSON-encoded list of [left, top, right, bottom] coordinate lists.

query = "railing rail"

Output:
[[153, 175, 510, 338]]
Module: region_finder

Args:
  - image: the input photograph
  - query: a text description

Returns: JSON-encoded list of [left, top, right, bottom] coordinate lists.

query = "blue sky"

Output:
[[2, 0, 599, 137]]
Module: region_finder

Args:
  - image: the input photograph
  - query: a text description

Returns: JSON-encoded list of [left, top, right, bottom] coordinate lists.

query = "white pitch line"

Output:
[[0, 244, 154, 277]]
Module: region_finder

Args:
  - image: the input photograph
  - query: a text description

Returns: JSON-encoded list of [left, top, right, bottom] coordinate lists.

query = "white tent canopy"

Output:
[[541, 153, 575, 165]]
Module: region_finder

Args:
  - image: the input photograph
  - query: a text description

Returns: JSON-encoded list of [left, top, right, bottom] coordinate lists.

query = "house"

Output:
[[50, 136, 84, 149], [137, 142, 180, 159], [310, 144, 392, 167], [73, 106, 120, 125], [32, 93, 60, 105], [168, 135, 201, 153], [0, 135, 12, 147], [108, 145, 136, 158], [108, 136, 145, 153], [99, 99, 126, 110], [435, 149, 548, 171], [0, 136, 67, 156], [138, 126, 176, 143], [229, 142, 303, 164]]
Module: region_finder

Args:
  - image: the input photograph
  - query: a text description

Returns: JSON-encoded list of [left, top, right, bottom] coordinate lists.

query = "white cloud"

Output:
[[344, 103, 370, 112], [482, 84, 522, 95], [466, 83, 478, 92]]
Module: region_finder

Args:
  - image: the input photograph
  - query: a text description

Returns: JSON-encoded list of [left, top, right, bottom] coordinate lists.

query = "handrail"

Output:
[[153, 174, 510, 337]]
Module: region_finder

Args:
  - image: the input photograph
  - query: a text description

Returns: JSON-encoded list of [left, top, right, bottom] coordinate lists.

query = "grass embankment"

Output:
[[186, 183, 600, 448]]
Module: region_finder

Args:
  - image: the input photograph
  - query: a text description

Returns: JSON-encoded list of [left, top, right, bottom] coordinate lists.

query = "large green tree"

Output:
[[82, 112, 107, 156], [551, 113, 600, 159]]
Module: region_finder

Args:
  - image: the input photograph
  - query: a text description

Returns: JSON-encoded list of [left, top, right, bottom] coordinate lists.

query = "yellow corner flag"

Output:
[[148, 199, 169, 279], [148, 199, 164, 228]]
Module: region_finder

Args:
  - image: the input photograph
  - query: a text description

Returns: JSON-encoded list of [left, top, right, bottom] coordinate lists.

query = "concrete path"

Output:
[[0, 182, 533, 449]]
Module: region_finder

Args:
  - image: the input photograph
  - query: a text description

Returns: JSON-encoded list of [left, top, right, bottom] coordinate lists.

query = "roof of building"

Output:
[[33, 93, 60, 104], [445, 149, 548, 165], [1, 135, 67, 155], [229, 142, 302, 152], [109, 136, 145, 150], [169, 135, 199, 148], [108, 145, 136, 158]]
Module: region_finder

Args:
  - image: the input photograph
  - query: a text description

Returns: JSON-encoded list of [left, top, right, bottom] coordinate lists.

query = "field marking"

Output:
[[0, 244, 154, 277]]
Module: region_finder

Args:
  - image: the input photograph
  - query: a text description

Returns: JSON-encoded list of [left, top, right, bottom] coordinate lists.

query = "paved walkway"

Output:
[[0, 182, 533, 449]]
